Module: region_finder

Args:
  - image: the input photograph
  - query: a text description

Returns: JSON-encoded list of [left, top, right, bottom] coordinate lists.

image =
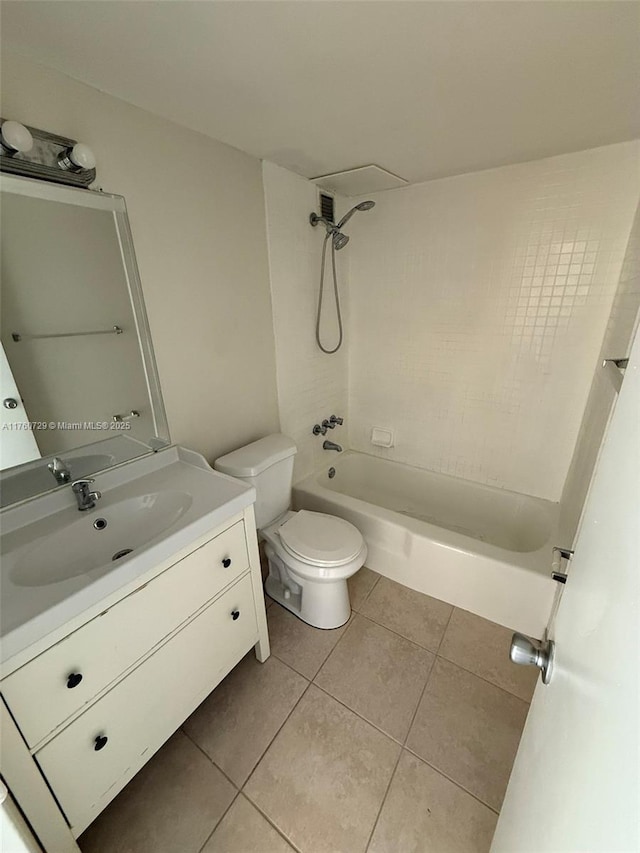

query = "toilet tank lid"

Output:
[[214, 434, 297, 477]]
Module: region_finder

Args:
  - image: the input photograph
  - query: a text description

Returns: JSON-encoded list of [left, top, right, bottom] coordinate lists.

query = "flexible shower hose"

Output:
[[316, 232, 343, 354]]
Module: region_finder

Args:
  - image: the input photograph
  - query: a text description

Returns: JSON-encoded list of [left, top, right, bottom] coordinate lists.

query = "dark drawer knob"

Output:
[[94, 734, 108, 751], [66, 672, 83, 689], [222, 557, 232, 568], [231, 610, 240, 621]]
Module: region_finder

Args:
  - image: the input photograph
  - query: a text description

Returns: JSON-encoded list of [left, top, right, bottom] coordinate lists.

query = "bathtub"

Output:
[[293, 452, 559, 638]]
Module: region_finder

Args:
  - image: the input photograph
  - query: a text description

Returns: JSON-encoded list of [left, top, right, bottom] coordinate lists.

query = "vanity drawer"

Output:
[[2, 520, 249, 748], [34, 573, 257, 835]]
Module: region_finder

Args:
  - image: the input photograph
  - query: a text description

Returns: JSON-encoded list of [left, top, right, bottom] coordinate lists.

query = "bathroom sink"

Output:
[[0, 445, 256, 665], [11, 491, 192, 587]]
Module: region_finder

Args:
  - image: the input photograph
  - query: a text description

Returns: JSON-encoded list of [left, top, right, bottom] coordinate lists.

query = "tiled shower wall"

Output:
[[262, 161, 349, 481], [347, 142, 640, 501], [559, 201, 640, 544]]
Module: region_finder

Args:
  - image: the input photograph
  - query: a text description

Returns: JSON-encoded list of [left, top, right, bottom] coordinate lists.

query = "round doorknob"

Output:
[[222, 557, 232, 568], [94, 734, 108, 751], [66, 672, 83, 689], [231, 610, 240, 621], [510, 633, 554, 684], [3, 398, 18, 409]]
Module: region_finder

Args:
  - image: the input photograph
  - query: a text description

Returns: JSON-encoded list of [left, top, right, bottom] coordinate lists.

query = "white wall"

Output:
[[262, 162, 349, 481], [1, 51, 280, 463], [347, 143, 640, 501], [559, 202, 640, 544]]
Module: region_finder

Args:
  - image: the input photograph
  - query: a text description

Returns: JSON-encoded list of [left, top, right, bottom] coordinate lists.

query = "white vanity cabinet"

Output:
[[0, 505, 269, 852]]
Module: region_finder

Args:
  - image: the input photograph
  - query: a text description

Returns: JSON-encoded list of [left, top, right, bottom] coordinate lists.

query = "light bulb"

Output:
[[69, 143, 96, 170], [0, 120, 34, 154], [58, 141, 96, 172]]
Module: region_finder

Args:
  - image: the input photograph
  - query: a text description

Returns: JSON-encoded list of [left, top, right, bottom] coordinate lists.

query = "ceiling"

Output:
[[2, 1, 639, 185]]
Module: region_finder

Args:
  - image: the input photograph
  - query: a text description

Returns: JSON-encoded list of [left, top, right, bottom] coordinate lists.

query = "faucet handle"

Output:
[[71, 478, 94, 490], [322, 419, 336, 430], [329, 415, 344, 426]]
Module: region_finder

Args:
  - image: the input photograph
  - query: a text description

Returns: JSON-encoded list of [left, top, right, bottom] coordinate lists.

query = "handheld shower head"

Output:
[[336, 200, 376, 230]]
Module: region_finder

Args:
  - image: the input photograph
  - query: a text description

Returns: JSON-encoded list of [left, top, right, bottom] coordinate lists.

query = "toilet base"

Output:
[[264, 544, 351, 629]]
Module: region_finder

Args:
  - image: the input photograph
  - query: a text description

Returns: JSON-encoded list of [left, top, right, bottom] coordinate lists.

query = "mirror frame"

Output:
[[0, 174, 170, 505]]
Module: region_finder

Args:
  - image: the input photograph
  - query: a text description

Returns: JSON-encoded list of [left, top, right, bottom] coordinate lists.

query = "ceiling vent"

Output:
[[319, 192, 335, 223], [312, 164, 408, 197]]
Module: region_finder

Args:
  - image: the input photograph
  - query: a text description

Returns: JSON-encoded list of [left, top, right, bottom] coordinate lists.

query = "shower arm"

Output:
[[309, 212, 338, 234]]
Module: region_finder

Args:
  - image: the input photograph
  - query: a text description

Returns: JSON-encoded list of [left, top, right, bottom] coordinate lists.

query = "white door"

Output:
[[491, 327, 640, 851], [0, 782, 41, 853], [0, 344, 40, 469]]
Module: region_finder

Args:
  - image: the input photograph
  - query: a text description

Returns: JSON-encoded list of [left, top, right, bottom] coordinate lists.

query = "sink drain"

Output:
[[112, 548, 133, 561], [93, 518, 107, 530]]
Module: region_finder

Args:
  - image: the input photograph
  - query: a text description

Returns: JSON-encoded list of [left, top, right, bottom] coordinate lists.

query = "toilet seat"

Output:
[[277, 510, 364, 568]]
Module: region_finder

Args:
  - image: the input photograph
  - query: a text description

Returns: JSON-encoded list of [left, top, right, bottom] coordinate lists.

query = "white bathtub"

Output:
[[293, 452, 559, 638]]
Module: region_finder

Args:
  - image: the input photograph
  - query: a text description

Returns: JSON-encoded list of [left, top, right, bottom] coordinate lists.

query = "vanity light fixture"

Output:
[[0, 118, 97, 187], [0, 120, 34, 155], [58, 142, 96, 172]]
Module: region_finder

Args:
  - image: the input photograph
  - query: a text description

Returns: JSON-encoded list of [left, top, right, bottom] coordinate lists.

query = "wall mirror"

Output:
[[0, 175, 170, 506]]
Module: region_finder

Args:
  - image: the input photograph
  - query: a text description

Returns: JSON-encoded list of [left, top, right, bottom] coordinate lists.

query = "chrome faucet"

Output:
[[323, 440, 342, 452], [71, 478, 101, 511], [48, 456, 72, 484]]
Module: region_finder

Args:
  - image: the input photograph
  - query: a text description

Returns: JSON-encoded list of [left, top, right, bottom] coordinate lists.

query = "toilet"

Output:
[[215, 434, 367, 629]]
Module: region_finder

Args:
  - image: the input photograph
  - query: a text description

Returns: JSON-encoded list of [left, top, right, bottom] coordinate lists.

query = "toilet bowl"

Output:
[[214, 434, 367, 629], [262, 510, 367, 628]]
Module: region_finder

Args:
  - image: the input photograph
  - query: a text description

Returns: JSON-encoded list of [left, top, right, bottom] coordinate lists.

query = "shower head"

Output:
[[336, 200, 376, 230], [333, 232, 350, 251]]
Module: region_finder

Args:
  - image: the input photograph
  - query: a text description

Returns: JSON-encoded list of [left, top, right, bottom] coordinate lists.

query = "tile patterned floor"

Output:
[[79, 569, 537, 853]]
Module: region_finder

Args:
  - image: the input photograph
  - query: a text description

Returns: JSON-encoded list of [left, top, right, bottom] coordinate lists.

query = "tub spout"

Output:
[[323, 440, 342, 452]]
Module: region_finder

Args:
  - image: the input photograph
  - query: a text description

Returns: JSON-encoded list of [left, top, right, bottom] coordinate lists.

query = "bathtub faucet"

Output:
[[323, 440, 342, 452]]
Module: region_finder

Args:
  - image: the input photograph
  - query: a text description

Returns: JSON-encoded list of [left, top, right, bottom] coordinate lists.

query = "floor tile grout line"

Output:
[[434, 651, 534, 705], [184, 655, 312, 801], [436, 606, 535, 702], [402, 743, 501, 815], [195, 790, 240, 853], [401, 650, 438, 748], [353, 571, 381, 612], [350, 608, 446, 656], [311, 680, 406, 747], [241, 792, 304, 853], [306, 616, 441, 745], [364, 743, 405, 852], [270, 644, 338, 682], [311, 611, 359, 683], [180, 727, 241, 792], [397, 602, 454, 747], [240, 679, 313, 790], [435, 606, 455, 655], [267, 601, 352, 680]]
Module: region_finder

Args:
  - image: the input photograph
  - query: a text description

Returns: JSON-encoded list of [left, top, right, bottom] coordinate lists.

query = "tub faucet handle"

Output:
[[322, 419, 335, 430], [330, 415, 344, 426], [312, 423, 327, 436]]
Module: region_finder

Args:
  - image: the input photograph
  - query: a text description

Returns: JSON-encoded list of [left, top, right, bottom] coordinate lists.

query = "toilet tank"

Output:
[[214, 434, 297, 529]]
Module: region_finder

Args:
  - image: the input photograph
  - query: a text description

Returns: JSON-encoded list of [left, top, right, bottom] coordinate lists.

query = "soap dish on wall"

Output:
[[371, 427, 394, 448]]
